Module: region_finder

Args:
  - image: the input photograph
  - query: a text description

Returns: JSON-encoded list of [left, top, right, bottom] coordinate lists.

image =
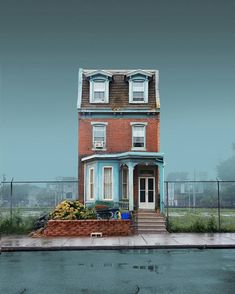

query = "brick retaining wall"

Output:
[[44, 219, 133, 237]]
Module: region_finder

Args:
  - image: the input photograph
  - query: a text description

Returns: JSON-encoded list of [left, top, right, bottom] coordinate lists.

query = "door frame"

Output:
[[138, 176, 155, 209]]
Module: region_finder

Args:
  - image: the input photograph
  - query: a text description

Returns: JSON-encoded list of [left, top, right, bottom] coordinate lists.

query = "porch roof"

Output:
[[81, 151, 164, 163]]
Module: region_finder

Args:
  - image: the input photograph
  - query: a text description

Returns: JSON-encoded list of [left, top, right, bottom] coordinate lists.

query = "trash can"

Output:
[[121, 212, 131, 219]]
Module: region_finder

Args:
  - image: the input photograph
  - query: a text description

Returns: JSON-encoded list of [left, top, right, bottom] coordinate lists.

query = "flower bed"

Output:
[[41, 200, 133, 236], [44, 219, 133, 236]]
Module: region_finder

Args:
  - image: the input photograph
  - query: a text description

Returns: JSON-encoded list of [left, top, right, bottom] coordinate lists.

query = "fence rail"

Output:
[[164, 180, 235, 232], [0, 179, 235, 232]]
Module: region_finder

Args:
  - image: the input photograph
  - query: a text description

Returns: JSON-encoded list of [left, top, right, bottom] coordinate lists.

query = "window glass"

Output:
[[133, 125, 145, 148], [122, 168, 128, 199], [103, 167, 112, 200], [89, 168, 94, 199], [133, 81, 144, 101], [93, 125, 105, 146], [93, 81, 105, 101]]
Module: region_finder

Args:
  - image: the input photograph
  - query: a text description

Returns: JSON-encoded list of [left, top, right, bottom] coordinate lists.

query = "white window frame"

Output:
[[88, 167, 94, 200], [131, 122, 147, 151], [89, 77, 109, 103], [102, 166, 113, 201], [122, 167, 129, 199], [129, 77, 148, 103], [91, 122, 108, 150]]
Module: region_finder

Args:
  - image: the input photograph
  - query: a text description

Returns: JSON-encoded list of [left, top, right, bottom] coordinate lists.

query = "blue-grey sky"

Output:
[[0, 0, 235, 180]]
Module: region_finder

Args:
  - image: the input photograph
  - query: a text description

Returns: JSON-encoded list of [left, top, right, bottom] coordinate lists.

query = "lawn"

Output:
[[167, 208, 235, 232]]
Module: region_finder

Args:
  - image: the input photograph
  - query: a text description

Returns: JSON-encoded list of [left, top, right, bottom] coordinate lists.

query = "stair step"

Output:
[[138, 229, 167, 234]]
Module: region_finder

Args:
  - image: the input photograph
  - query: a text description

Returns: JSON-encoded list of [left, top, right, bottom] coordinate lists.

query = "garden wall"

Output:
[[44, 219, 133, 236]]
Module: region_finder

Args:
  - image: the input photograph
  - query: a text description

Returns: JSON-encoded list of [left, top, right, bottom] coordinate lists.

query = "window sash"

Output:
[[93, 81, 105, 101], [132, 125, 145, 148], [89, 168, 94, 199], [122, 168, 128, 199], [103, 167, 112, 200], [93, 125, 105, 143], [132, 81, 144, 101]]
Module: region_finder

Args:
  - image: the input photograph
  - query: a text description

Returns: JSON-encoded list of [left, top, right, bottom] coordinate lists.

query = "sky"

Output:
[[0, 0, 235, 181]]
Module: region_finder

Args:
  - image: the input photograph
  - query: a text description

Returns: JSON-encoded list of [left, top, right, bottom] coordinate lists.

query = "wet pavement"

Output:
[[1, 233, 235, 251]]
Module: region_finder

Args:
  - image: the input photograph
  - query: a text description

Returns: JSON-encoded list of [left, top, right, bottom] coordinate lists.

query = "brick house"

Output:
[[77, 69, 165, 213]]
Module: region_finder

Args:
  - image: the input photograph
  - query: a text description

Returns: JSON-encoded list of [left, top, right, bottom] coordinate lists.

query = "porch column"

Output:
[[127, 162, 134, 211], [159, 163, 165, 213]]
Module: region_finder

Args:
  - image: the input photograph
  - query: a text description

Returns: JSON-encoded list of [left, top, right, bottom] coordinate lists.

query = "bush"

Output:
[[0, 211, 37, 234], [207, 215, 217, 232], [50, 200, 97, 220], [191, 218, 207, 232]]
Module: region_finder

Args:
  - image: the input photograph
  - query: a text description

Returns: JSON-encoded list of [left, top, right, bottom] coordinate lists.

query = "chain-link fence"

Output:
[[0, 180, 78, 222], [165, 181, 235, 232]]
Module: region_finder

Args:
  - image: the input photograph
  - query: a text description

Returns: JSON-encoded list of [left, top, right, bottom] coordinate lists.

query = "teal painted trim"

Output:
[[78, 113, 158, 119], [77, 68, 83, 109], [77, 109, 160, 113], [96, 160, 120, 202], [159, 165, 165, 213]]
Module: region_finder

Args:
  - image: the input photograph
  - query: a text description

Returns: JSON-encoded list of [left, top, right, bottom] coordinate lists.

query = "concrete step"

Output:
[[138, 220, 166, 226], [138, 224, 166, 229], [138, 228, 167, 234]]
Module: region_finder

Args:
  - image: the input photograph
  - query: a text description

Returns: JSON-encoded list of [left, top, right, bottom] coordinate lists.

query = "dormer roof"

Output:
[[126, 69, 153, 79], [85, 70, 113, 79]]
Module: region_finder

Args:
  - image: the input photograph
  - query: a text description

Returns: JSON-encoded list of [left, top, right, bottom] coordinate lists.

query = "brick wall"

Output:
[[78, 116, 159, 156], [44, 220, 133, 237]]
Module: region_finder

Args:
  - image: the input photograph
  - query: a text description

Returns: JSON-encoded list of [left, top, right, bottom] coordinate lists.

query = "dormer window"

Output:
[[132, 80, 145, 102], [93, 80, 106, 102], [85, 70, 112, 104], [126, 70, 152, 104]]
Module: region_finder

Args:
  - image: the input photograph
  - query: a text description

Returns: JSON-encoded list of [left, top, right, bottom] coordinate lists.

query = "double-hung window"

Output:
[[122, 168, 128, 199], [88, 168, 94, 200], [132, 81, 145, 102], [93, 81, 106, 102], [131, 122, 147, 150], [92, 122, 107, 149], [103, 167, 113, 200]]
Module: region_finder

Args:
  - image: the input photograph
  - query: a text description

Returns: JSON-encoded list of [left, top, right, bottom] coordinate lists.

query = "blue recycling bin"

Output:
[[121, 212, 131, 219]]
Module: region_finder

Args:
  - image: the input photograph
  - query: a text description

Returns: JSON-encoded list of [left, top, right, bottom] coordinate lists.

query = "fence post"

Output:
[[10, 178, 14, 223], [166, 181, 169, 230], [217, 180, 221, 232]]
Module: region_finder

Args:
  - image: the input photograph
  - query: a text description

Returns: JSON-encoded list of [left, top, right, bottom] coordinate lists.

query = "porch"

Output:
[[81, 152, 165, 213]]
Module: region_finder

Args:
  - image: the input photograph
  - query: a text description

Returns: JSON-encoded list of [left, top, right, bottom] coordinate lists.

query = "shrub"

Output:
[[0, 211, 37, 234], [50, 200, 97, 220], [207, 215, 217, 232], [191, 218, 207, 232]]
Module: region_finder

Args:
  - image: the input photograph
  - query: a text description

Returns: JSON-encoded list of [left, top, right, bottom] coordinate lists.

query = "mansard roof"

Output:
[[77, 68, 160, 110]]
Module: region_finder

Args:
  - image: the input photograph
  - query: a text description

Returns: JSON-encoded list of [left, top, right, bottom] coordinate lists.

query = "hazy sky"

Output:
[[0, 0, 235, 181]]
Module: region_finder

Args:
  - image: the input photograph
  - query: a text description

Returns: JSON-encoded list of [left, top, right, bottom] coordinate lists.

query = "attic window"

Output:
[[128, 76, 149, 104], [93, 81, 105, 101], [132, 81, 145, 102]]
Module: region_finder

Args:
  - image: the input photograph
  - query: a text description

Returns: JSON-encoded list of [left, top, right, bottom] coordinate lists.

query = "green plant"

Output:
[[191, 218, 207, 232], [50, 200, 97, 220], [207, 215, 217, 232], [0, 211, 37, 235]]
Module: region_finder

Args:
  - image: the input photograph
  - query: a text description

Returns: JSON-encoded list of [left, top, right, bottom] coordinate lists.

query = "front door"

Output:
[[139, 177, 155, 209]]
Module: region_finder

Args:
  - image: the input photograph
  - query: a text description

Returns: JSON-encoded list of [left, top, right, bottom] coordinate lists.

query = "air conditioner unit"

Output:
[[94, 141, 104, 148]]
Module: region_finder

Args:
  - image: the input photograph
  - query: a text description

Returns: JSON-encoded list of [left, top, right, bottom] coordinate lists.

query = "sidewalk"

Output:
[[1, 233, 235, 251]]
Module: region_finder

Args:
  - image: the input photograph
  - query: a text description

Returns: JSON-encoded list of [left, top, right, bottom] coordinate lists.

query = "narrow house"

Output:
[[77, 69, 165, 217]]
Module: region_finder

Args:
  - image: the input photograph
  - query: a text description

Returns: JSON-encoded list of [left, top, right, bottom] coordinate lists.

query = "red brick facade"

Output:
[[44, 220, 133, 236], [78, 116, 160, 156]]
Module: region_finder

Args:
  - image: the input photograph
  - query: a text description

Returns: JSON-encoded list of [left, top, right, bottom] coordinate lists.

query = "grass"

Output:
[[167, 208, 235, 232], [0, 210, 39, 235]]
